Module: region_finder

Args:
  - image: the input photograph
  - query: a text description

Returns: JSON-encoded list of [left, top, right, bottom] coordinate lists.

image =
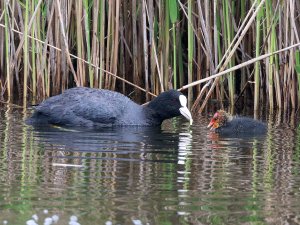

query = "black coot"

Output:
[[207, 110, 267, 135], [27, 87, 193, 127]]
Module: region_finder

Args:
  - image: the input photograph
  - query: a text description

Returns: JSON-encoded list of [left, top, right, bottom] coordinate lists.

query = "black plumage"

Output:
[[27, 87, 193, 127]]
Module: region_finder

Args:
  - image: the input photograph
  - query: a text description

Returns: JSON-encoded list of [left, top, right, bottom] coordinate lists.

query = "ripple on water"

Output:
[[1, 110, 300, 224]]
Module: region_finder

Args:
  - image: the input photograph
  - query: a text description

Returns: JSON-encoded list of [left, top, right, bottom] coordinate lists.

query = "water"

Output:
[[1, 104, 300, 224]]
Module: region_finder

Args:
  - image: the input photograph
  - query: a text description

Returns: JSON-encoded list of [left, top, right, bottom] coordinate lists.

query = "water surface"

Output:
[[0, 105, 300, 224]]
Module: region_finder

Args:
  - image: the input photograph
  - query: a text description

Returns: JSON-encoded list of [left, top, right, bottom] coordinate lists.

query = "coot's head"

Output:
[[147, 90, 193, 125], [207, 110, 232, 130]]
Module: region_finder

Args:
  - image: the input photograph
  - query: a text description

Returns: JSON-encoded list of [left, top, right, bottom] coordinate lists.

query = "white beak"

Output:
[[178, 95, 193, 125], [179, 106, 193, 125]]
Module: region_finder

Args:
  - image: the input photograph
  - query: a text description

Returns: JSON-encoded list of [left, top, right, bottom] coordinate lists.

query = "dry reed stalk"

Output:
[[31, 1, 36, 98], [22, 0, 29, 104], [99, 0, 105, 89], [142, 0, 150, 100], [195, 16, 202, 94], [108, 0, 115, 89], [180, 42, 300, 90], [144, 1, 164, 93], [4, 0, 11, 97], [83, 0, 92, 88], [187, 0, 193, 108], [119, 3, 125, 93], [42, 1, 55, 97], [75, 0, 85, 86], [105, 0, 112, 89], [91, 0, 100, 88], [56, 0, 78, 86], [111, 0, 120, 90], [147, 0, 156, 93], [0, 22, 155, 97], [192, 0, 267, 112], [132, 1, 144, 98]]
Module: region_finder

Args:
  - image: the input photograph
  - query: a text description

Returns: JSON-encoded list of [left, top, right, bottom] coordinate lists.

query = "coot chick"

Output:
[[27, 87, 193, 127], [207, 110, 267, 135]]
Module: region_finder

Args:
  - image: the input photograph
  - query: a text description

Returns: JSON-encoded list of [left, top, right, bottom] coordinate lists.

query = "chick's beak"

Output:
[[207, 121, 214, 129], [207, 119, 218, 130], [179, 106, 193, 125]]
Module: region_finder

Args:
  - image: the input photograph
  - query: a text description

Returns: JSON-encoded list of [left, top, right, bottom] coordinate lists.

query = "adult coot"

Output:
[[207, 110, 267, 135], [27, 87, 193, 127]]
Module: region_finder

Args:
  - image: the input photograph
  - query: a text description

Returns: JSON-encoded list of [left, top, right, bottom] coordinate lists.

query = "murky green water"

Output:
[[1, 104, 300, 225]]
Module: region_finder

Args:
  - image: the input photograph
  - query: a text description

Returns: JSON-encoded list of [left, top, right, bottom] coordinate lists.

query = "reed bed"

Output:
[[0, 1, 299, 112]]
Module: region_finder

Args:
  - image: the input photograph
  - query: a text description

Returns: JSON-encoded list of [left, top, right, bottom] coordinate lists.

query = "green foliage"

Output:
[[296, 50, 300, 74], [168, 0, 178, 23]]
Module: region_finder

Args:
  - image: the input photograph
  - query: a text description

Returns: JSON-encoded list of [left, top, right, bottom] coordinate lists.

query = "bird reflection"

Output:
[[28, 124, 191, 165]]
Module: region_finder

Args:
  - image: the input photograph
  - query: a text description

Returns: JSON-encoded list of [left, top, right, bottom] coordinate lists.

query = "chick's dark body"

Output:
[[215, 116, 267, 135]]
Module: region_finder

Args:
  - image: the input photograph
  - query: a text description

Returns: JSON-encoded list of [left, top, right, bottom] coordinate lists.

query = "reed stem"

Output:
[[254, 0, 262, 111], [187, 0, 193, 108], [4, 1, 11, 97], [23, 0, 30, 103]]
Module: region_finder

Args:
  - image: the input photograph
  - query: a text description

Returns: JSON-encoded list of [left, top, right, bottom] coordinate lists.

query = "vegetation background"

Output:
[[0, 0, 299, 113]]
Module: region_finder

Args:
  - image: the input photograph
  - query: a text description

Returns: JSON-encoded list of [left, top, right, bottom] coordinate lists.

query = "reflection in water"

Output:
[[178, 131, 193, 165], [1, 105, 300, 224]]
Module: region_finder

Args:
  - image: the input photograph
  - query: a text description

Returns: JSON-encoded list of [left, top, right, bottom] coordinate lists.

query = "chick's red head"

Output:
[[207, 110, 228, 130]]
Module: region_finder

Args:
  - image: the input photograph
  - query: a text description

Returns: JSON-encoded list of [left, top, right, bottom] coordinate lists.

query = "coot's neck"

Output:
[[140, 107, 162, 126], [143, 102, 169, 126]]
